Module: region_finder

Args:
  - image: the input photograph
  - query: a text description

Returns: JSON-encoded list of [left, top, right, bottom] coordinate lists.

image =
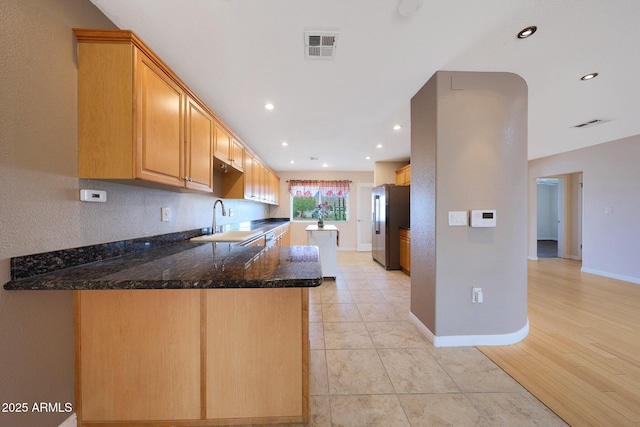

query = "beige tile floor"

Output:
[[258, 251, 567, 427], [307, 251, 567, 427]]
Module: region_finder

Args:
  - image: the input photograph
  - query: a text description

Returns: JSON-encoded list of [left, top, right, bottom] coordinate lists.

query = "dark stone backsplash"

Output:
[[9, 218, 291, 281], [10, 229, 210, 280]]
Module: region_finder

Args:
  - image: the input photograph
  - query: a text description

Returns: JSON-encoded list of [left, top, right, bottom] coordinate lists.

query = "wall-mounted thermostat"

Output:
[[80, 189, 107, 203], [470, 210, 496, 227]]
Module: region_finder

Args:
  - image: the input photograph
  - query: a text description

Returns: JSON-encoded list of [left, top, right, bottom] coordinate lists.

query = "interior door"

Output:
[[357, 183, 373, 251]]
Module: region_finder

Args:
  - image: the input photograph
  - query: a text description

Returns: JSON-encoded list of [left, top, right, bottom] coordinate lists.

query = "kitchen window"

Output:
[[288, 180, 350, 222]]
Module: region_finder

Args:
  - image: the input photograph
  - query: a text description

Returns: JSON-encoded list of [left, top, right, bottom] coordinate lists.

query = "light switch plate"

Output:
[[448, 211, 468, 226]]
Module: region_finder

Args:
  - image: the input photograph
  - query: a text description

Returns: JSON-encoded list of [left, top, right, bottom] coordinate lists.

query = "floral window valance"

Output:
[[288, 180, 350, 198]]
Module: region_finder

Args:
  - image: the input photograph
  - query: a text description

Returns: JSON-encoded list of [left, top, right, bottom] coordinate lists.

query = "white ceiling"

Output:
[[89, 0, 640, 172]]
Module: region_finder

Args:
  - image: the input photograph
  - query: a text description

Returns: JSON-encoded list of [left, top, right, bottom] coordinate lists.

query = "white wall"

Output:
[[528, 134, 640, 284]]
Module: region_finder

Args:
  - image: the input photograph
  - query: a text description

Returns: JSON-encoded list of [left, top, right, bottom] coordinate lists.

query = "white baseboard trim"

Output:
[[567, 255, 582, 261], [337, 246, 357, 251], [409, 312, 435, 344], [528, 255, 539, 261], [537, 237, 558, 241], [409, 312, 530, 347], [59, 413, 77, 427], [581, 267, 640, 285]]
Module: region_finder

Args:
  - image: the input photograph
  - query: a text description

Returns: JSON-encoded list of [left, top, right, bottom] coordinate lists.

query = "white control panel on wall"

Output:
[[80, 189, 107, 203], [470, 210, 496, 227]]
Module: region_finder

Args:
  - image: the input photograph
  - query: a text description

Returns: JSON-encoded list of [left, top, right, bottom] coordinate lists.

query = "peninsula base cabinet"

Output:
[[74, 288, 309, 426], [399, 228, 411, 276]]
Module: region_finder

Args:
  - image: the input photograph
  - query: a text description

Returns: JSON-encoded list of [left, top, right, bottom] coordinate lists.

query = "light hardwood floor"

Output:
[[479, 258, 640, 427]]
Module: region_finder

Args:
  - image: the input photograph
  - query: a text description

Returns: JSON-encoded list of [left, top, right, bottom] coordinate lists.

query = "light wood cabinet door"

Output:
[[253, 158, 264, 202], [399, 228, 411, 275], [272, 171, 281, 205], [214, 122, 231, 164], [230, 138, 244, 171], [274, 223, 290, 246], [261, 164, 269, 203], [76, 290, 201, 422], [135, 51, 185, 187], [77, 41, 134, 179], [185, 96, 214, 192], [395, 164, 411, 186], [244, 153, 255, 199], [266, 170, 280, 205], [206, 288, 306, 419]]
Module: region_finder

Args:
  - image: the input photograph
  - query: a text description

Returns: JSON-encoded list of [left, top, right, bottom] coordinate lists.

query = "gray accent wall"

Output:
[[410, 71, 528, 343]]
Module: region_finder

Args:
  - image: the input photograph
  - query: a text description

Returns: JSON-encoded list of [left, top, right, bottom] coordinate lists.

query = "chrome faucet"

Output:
[[212, 199, 227, 234]]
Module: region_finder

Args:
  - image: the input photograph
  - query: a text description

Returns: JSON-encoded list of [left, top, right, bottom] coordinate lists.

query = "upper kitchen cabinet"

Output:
[[230, 138, 244, 171], [395, 164, 411, 186], [185, 96, 214, 192], [221, 151, 280, 205], [214, 123, 244, 173], [75, 28, 278, 199], [75, 29, 213, 192]]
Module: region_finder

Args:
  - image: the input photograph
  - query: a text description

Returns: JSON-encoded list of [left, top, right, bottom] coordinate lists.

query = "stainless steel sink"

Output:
[[190, 230, 262, 243]]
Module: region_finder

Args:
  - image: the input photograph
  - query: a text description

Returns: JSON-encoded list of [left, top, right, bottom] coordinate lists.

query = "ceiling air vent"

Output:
[[304, 30, 339, 60], [573, 119, 608, 128]]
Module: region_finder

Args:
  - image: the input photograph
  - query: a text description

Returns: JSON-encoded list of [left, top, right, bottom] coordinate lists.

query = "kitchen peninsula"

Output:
[[5, 229, 322, 426]]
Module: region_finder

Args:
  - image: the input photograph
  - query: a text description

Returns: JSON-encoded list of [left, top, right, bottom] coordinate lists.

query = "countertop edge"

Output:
[[4, 277, 324, 291]]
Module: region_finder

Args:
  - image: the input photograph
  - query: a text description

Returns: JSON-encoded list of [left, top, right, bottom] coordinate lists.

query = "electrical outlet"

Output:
[[472, 287, 483, 303], [161, 207, 170, 222]]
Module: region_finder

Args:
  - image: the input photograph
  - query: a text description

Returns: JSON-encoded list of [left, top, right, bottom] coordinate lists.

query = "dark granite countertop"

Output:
[[4, 219, 323, 290], [218, 218, 289, 237], [4, 243, 323, 290]]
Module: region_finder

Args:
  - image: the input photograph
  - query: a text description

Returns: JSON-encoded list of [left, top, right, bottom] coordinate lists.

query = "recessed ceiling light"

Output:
[[376, 144, 383, 148], [580, 73, 599, 81], [365, 156, 371, 160], [322, 163, 328, 168], [264, 103, 274, 110], [281, 141, 288, 146], [393, 124, 402, 131], [517, 26, 537, 39], [290, 160, 295, 164]]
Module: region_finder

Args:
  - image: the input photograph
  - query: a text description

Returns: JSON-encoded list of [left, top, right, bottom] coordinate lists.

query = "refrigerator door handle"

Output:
[[374, 195, 380, 234]]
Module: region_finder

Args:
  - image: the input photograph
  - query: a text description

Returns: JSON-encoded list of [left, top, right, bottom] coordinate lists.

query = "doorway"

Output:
[[356, 183, 373, 251], [537, 178, 562, 257], [536, 173, 583, 260]]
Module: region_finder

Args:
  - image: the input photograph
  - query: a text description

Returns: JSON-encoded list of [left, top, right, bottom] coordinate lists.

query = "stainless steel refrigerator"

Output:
[[372, 184, 410, 269]]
